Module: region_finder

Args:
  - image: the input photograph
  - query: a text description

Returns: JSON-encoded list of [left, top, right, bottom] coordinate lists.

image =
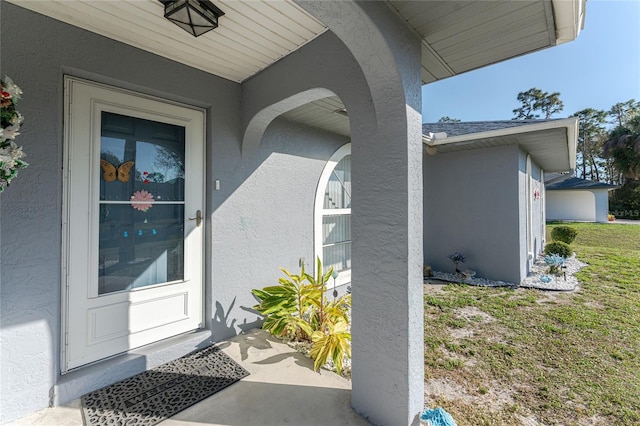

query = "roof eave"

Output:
[[422, 118, 579, 172], [552, 0, 587, 45]]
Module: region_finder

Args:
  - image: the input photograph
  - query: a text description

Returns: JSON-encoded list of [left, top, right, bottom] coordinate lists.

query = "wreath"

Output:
[[0, 76, 27, 192]]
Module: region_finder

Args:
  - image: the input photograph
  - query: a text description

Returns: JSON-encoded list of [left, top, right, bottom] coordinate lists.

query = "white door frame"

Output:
[[61, 77, 206, 373]]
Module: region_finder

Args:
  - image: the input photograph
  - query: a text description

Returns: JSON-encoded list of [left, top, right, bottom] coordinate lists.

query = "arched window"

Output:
[[315, 144, 351, 287]]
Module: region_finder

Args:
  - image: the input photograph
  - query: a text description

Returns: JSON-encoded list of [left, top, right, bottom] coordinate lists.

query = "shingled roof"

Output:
[[422, 119, 562, 137], [420, 118, 579, 173], [545, 173, 618, 190]]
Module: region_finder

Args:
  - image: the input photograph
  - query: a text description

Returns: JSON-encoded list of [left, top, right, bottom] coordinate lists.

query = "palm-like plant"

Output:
[[252, 258, 352, 374]]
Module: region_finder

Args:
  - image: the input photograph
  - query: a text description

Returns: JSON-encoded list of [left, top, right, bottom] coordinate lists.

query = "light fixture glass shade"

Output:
[[161, 0, 224, 37]]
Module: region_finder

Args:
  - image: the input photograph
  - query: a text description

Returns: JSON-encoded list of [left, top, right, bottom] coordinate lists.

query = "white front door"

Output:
[[62, 78, 205, 371]]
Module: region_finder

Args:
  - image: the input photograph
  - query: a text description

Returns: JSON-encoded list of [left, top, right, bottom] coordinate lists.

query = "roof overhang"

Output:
[[388, 0, 586, 84], [423, 118, 578, 173], [7, 0, 586, 85], [552, 0, 587, 45]]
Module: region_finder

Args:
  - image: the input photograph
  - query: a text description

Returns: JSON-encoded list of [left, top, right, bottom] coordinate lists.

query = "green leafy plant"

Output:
[[252, 257, 351, 374], [551, 225, 578, 244], [544, 241, 572, 258]]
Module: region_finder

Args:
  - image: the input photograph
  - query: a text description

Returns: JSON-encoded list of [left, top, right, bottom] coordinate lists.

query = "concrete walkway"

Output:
[[8, 329, 370, 426], [609, 219, 640, 225]]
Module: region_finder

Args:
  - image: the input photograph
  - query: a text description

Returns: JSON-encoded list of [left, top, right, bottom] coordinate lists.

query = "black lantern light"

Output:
[[160, 0, 224, 37]]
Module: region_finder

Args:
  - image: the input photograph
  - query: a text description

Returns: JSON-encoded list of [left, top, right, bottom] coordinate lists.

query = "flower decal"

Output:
[[130, 189, 154, 212], [533, 187, 541, 200]]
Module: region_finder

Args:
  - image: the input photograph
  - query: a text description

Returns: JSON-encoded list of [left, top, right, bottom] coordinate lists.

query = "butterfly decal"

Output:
[[100, 159, 135, 183]]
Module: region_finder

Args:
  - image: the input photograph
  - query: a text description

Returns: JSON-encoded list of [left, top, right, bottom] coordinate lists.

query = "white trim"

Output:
[[552, 0, 586, 45], [422, 118, 578, 172], [61, 76, 206, 372], [314, 143, 351, 288], [526, 155, 533, 260], [540, 169, 546, 245], [422, 118, 579, 146]]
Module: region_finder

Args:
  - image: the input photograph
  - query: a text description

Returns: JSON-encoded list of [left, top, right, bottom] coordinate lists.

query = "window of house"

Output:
[[315, 144, 351, 287]]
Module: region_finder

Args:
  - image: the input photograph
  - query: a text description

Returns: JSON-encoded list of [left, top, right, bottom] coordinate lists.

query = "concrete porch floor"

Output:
[[8, 329, 370, 426]]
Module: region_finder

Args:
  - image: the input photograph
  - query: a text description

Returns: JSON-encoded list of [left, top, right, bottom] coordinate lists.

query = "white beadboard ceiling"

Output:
[[8, 0, 583, 140], [7, 0, 581, 85], [387, 0, 559, 84], [7, 0, 328, 83]]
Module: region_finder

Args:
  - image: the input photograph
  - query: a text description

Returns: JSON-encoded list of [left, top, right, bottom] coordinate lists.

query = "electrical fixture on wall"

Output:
[[159, 0, 224, 37]]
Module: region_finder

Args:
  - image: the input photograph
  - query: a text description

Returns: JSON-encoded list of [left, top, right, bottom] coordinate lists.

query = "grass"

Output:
[[423, 222, 640, 425]]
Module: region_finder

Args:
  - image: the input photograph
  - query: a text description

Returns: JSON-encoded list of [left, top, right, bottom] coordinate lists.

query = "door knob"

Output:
[[188, 210, 202, 227]]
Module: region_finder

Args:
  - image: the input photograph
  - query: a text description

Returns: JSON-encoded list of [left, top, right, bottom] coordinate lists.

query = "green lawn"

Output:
[[423, 222, 640, 425]]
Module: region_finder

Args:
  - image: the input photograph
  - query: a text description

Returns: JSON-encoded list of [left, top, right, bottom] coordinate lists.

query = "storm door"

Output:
[[62, 78, 205, 371]]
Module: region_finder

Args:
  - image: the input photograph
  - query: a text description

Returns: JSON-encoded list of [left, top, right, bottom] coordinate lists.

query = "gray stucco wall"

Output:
[[210, 117, 348, 337], [0, 3, 348, 422], [423, 145, 522, 283]]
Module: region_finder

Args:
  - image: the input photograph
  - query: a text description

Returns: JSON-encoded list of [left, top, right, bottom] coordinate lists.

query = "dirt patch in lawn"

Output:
[[453, 306, 495, 323]]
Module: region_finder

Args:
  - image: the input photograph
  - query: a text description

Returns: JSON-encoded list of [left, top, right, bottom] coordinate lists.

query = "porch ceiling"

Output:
[[7, 0, 583, 84], [387, 0, 564, 84]]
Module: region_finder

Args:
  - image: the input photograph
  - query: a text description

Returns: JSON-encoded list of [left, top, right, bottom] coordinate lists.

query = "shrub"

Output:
[[544, 241, 572, 258], [252, 258, 351, 374], [551, 226, 578, 244]]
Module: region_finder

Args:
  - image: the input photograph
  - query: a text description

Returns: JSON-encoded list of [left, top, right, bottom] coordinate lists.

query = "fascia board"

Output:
[[423, 118, 579, 147], [421, 118, 579, 172], [552, 0, 587, 45]]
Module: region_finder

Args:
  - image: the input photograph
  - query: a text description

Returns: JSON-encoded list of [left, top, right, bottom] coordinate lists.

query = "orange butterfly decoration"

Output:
[[100, 159, 135, 183]]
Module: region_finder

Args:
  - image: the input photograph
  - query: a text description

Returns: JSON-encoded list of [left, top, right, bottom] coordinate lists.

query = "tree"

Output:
[[512, 88, 564, 120], [603, 115, 640, 181], [573, 108, 607, 181], [608, 99, 640, 128], [604, 115, 640, 217], [437, 116, 460, 123]]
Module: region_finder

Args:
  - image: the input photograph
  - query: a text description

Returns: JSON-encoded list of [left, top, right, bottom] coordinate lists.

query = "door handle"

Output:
[[188, 210, 202, 227]]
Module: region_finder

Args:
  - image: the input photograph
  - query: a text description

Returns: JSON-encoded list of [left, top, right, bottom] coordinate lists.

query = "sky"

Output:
[[421, 0, 640, 123]]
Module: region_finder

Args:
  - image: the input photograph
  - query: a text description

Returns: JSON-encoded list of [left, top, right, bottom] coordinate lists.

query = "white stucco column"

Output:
[[242, 1, 424, 421], [295, 2, 424, 424]]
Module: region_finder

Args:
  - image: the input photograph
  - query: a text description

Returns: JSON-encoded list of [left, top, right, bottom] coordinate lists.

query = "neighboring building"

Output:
[[423, 119, 578, 284], [0, 1, 585, 424], [545, 174, 617, 222]]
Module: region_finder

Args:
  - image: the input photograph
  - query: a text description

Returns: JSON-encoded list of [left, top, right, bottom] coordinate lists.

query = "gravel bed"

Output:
[[426, 254, 587, 292]]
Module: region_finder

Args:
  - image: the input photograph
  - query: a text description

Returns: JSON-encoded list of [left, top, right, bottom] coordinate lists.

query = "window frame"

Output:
[[314, 143, 351, 288]]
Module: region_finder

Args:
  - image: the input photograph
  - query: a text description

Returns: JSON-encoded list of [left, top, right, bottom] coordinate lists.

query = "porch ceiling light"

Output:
[[160, 0, 224, 37]]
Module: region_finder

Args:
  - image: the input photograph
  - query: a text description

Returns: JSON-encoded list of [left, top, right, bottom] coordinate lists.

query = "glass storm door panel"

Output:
[[63, 78, 205, 371], [99, 112, 186, 295]]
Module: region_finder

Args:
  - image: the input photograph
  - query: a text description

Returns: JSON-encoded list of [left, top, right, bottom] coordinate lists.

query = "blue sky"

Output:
[[421, 0, 640, 123]]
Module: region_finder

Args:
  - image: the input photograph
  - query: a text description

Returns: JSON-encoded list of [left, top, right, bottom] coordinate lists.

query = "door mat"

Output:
[[81, 345, 249, 426]]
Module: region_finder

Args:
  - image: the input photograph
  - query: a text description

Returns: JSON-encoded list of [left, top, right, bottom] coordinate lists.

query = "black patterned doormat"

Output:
[[81, 345, 249, 426]]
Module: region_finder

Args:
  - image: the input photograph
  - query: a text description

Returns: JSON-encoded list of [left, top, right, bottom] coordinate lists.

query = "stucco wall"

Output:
[[244, 2, 425, 423], [210, 117, 348, 338], [0, 3, 348, 422], [423, 145, 522, 283], [593, 190, 611, 222], [546, 190, 597, 222]]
